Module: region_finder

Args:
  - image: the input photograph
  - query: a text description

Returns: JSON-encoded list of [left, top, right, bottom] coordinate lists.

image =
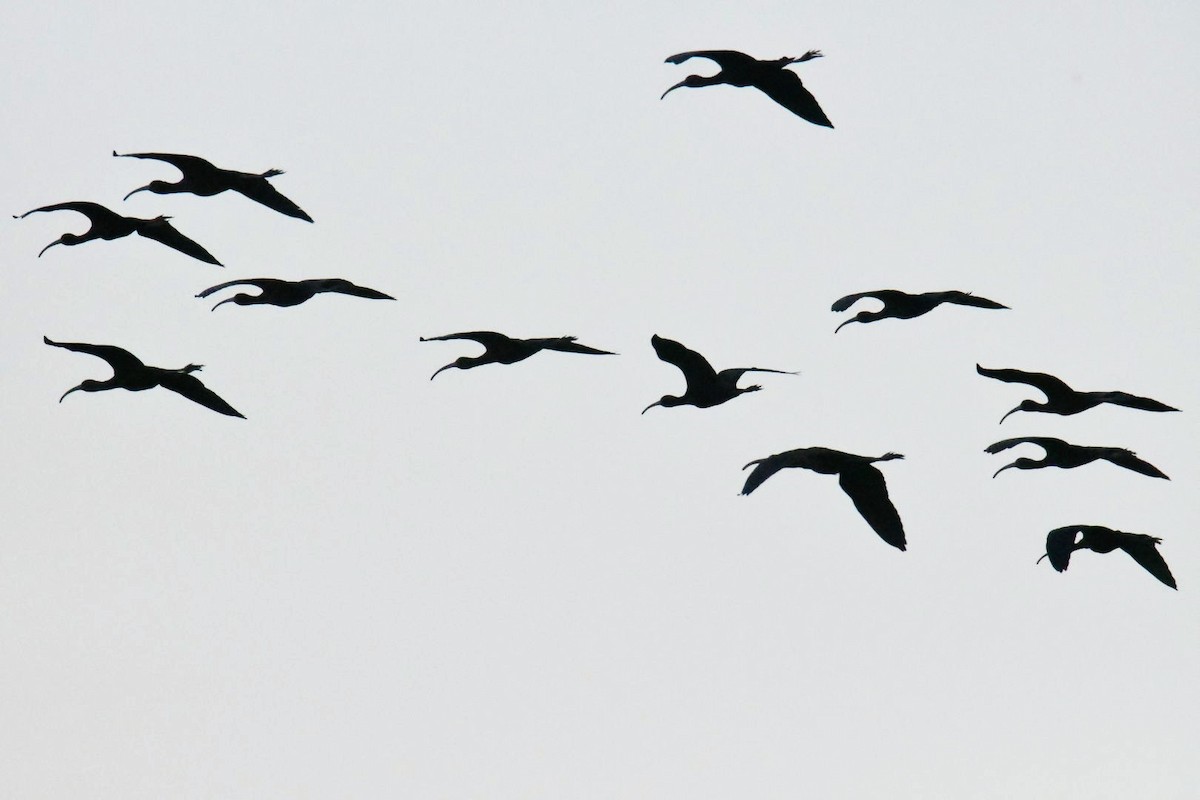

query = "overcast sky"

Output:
[[2, 1, 1198, 798]]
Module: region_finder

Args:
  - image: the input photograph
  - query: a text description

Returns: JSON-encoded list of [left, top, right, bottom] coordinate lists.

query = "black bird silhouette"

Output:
[[114, 150, 313, 222], [976, 365, 1179, 423], [741, 447, 907, 550], [44, 336, 243, 418], [662, 49, 833, 127], [197, 277, 394, 310], [16, 201, 222, 265], [1039, 525, 1176, 589], [986, 436, 1169, 480], [642, 334, 796, 413], [420, 331, 616, 379], [833, 290, 1008, 333]]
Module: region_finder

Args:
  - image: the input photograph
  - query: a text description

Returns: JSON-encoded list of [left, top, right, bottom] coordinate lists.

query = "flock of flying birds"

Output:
[[19, 50, 1181, 589]]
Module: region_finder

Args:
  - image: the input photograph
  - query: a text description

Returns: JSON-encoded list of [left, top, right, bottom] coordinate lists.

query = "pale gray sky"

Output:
[[2, 1, 1198, 797]]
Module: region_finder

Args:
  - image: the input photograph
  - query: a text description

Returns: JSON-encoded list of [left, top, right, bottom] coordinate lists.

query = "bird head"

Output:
[[211, 294, 253, 312], [999, 400, 1038, 424], [37, 235, 74, 257], [641, 395, 683, 414], [660, 75, 708, 99], [59, 379, 103, 402], [992, 457, 1034, 478], [430, 358, 472, 380], [834, 312, 871, 333], [122, 181, 173, 201]]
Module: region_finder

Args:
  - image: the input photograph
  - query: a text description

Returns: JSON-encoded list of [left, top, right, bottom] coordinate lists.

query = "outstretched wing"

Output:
[[1096, 391, 1179, 413], [650, 335, 719, 392], [136, 219, 223, 265], [984, 436, 1063, 455], [664, 50, 756, 69], [754, 68, 833, 127], [740, 454, 788, 496], [831, 290, 903, 312], [232, 178, 313, 222], [158, 372, 245, 418], [1118, 534, 1176, 589], [113, 150, 218, 177], [312, 279, 394, 300], [976, 365, 1073, 402], [420, 331, 513, 348], [938, 291, 1009, 310], [18, 200, 124, 226], [838, 465, 906, 550], [534, 337, 616, 356], [195, 278, 283, 298], [717, 366, 796, 388], [43, 336, 145, 373], [1043, 527, 1082, 572]]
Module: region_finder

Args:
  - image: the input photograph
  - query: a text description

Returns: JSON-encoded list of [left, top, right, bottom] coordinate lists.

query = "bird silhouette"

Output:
[[1039, 525, 1176, 589], [16, 201, 222, 265], [115, 150, 312, 222], [197, 277, 394, 310], [986, 436, 1169, 480], [642, 334, 796, 413], [833, 290, 1008, 333], [662, 49, 833, 127], [420, 331, 616, 379], [741, 447, 907, 550], [44, 336, 243, 418], [976, 365, 1179, 423]]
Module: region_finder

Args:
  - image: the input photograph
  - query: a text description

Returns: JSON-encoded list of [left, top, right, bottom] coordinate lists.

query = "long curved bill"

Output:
[[430, 364, 456, 381], [123, 185, 151, 201], [660, 82, 686, 100], [991, 463, 1017, 478], [834, 319, 856, 334], [641, 400, 662, 415], [210, 297, 238, 312], [59, 384, 84, 402], [999, 406, 1021, 424], [38, 238, 65, 257]]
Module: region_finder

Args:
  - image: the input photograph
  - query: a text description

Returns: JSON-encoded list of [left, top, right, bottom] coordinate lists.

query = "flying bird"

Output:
[[420, 331, 616, 379], [1039, 525, 1176, 589], [642, 334, 796, 413], [832, 290, 1008, 333], [114, 150, 313, 222], [986, 436, 1169, 480], [662, 49, 833, 127], [741, 447, 906, 550], [976, 364, 1179, 423], [44, 336, 243, 418], [198, 277, 394, 310], [16, 201, 222, 265]]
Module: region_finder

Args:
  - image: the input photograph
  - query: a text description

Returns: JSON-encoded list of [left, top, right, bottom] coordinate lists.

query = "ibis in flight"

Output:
[[642, 334, 796, 413], [198, 277, 394, 310], [976, 364, 1179, 423], [986, 436, 1169, 480], [741, 447, 907, 550], [1039, 525, 1176, 589], [114, 150, 313, 222], [44, 336, 244, 418], [832, 290, 1008, 333], [420, 331, 616, 379], [17, 201, 222, 265], [662, 49, 833, 127]]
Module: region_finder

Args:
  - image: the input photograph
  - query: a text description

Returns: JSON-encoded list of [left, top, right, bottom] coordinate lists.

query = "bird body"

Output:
[[986, 436, 1168, 479], [741, 447, 906, 550], [114, 150, 312, 222], [197, 277, 394, 310], [642, 334, 795, 413], [662, 49, 833, 127], [1039, 525, 1176, 589], [976, 364, 1179, 423], [833, 290, 1008, 332], [17, 201, 222, 265], [44, 337, 243, 417], [421, 331, 615, 379]]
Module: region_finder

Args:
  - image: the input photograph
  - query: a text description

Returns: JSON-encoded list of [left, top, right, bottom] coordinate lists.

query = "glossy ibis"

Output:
[[833, 290, 1008, 332], [420, 331, 615, 379], [1039, 525, 1176, 589], [741, 447, 906, 550], [44, 336, 243, 418], [198, 277, 394, 310], [976, 365, 1179, 423], [16, 201, 222, 265], [115, 150, 312, 222], [642, 334, 795, 413], [986, 436, 1169, 480], [662, 49, 833, 127]]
